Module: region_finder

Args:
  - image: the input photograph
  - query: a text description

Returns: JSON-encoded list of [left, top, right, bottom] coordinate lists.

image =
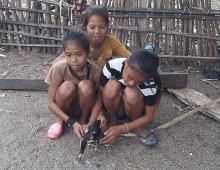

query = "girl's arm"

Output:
[[48, 85, 84, 139], [124, 105, 157, 132], [100, 105, 157, 144], [47, 86, 69, 122], [88, 86, 104, 126], [127, 91, 161, 131]]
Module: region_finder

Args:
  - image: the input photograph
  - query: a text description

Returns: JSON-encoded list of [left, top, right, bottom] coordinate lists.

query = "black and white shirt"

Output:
[[100, 58, 161, 106]]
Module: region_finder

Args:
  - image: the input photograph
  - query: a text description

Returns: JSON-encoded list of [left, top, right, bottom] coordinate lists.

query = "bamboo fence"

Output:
[[0, 0, 219, 62]]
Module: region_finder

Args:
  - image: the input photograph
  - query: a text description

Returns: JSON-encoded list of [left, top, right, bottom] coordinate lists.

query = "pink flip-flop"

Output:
[[47, 123, 63, 139]]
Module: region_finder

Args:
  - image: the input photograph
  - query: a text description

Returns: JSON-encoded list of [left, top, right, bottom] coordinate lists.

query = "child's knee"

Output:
[[124, 87, 142, 105], [104, 80, 121, 99], [58, 81, 76, 98], [78, 80, 94, 96]]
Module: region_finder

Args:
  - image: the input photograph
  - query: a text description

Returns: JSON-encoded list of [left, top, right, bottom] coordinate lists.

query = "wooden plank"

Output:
[[160, 72, 188, 88], [72, 13, 219, 20], [37, 0, 74, 7], [0, 72, 187, 91], [0, 6, 59, 16], [107, 7, 220, 15], [110, 26, 220, 41], [0, 43, 62, 48], [156, 96, 220, 130], [168, 88, 220, 121], [0, 20, 75, 30], [108, 13, 220, 20], [0, 79, 48, 91], [0, 30, 62, 41], [159, 55, 220, 61]]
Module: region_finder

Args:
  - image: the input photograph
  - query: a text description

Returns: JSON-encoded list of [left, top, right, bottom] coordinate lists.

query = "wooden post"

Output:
[[138, 0, 147, 49], [0, 0, 7, 46], [153, 0, 163, 53], [25, 0, 31, 52], [3, 0, 13, 50], [10, 0, 21, 51], [45, 3, 53, 53], [30, 1, 42, 52], [17, 0, 26, 51]]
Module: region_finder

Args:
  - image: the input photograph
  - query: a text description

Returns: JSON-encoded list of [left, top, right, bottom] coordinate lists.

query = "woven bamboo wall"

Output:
[[0, 0, 219, 60]]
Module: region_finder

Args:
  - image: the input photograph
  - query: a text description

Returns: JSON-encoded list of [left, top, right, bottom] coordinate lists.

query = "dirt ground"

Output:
[[0, 50, 220, 170]]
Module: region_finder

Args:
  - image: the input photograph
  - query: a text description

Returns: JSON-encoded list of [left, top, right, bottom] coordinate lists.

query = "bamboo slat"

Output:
[[0, 43, 62, 48]]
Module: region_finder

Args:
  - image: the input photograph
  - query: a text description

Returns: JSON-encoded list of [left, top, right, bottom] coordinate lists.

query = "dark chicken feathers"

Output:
[[79, 120, 102, 157]]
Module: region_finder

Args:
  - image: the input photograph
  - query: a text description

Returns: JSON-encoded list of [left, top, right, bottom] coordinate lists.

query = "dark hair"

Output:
[[63, 29, 90, 54], [83, 5, 109, 28], [128, 50, 159, 78]]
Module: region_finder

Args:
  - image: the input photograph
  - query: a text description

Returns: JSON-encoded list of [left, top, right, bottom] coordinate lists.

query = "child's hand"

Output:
[[82, 124, 89, 133], [83, 120, 96, 133], [84, 120, 95, 133], [100, 125, 123, 144], [86, 121, 94, 130], [97, 114, 107, 129], [73, 122, 84, 140]]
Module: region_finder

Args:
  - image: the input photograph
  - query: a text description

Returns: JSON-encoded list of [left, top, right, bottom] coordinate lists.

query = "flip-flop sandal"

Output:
[[138, 129, 157, 147], [47, 123, 63, 139]]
